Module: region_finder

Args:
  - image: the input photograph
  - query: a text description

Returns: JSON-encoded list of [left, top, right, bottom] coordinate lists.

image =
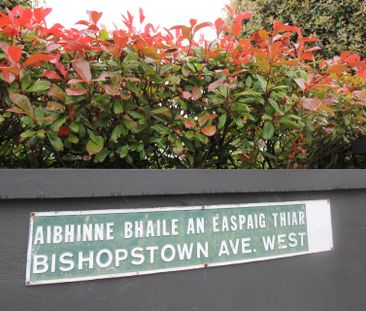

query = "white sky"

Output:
[[43, 0, 229, 40]]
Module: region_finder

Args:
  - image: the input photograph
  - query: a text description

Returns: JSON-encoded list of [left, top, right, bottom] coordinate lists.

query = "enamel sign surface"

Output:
[[26, 200, 333, 285]]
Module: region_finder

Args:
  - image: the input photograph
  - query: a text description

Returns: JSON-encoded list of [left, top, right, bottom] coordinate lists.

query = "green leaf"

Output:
[[69, 122, 80, 133], [182, 65, 191, 77], [233, 115, 244, 128], [123, 118, 138, 130], [0, 114, 4, 125], [280, 118, 300, 129], [231, 102, 249, 113], [262, 121, 275, 140], [268, 98, 284, 115], [256, 74, 267, 92], [113, 101, 123, 114], [235, 90, 262, 97], [20, 130, 36, 140], [126, 82, 141, 96], [122, 54, 139, 69], [245, 76, 253, 88], [36, 129, 46, 139], [111, 124, 127, 143], [128, 111, 145, 120], [117, 145, 129, 159], [185, 130, 194, 139], [196, 133, 208, 144], [151, 124, 170, 135], [94, 148, 109, 163], [68, 135, 79, 144], [152, 107, 170, 115], [21, 72, 32, 92], [149, 74, 163, 84], [47, 131, 64, 151], [99, 29, 109, 41], [86, 135, 104, 155], [50, 115, 67, 131], [218, 114, 227, 129], [186, 62, 196, 73], [26, 80, 51, 93], [9, 93, 34, 120]]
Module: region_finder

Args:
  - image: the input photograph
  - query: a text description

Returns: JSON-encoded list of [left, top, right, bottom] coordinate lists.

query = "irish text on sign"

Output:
[[26, 200, 333, 285]]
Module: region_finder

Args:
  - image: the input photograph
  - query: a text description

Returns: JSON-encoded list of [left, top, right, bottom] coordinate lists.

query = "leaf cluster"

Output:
[[0, 0, 34, 12], [0, 6, 365, 168], [230, 0, 366, 58]]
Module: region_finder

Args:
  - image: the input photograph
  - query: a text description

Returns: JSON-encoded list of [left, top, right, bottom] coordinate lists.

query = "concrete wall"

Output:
[[0, 170, 365, 311]]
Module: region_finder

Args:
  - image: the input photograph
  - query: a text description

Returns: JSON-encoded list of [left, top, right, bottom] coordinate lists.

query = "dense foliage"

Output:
[[0, 0, 34, 12], [231, 0, 366, 58], [0, 6, 365, 168]]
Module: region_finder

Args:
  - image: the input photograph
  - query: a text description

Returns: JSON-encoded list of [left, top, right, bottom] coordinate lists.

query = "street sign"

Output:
[[26, 200, 333, 285]]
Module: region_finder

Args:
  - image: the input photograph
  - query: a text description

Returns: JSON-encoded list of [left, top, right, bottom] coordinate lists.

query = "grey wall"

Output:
[[0, 171, 365, 311]]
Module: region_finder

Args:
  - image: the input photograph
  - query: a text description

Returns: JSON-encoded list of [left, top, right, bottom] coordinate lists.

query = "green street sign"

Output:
[[26, 200, 333, 285]]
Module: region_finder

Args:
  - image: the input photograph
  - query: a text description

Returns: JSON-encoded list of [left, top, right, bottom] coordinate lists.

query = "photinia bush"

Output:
[[0, 5, 365, 168]]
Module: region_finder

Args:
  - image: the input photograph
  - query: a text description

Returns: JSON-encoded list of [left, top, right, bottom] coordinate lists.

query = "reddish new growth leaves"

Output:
[[0, 5, 365, 169]]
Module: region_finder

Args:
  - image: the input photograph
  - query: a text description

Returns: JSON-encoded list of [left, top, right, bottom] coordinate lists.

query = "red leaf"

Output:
[[139, 8, 145, 24], [104, 84, 120, 96], [58, 126, 70, 137], [43, 70, 62, 81], [66, 88, 88, 96], [198, 114, 217, 125], [75, 20, 91, 26], [344, 54, 360, 64], [294, 78, 306, 92], [182, 91, 191, 99], [231, 20, 242, 37], [0, 16, 10, 28], [184, 119, 196, 129], [33, 8, 52, 23], [67, 79, 84, 84], [88, 24, 100, 32], [231, 12, 252, 37], [324, 125, 335, 135], [88, 11, 102, 24], [48, 85, 66, 101], [46, 43, 61, 52], [193, 22, 213, 35], [95, 72, 114, 81], [22, 54, 54, 68], [55, 62, 68, 80], [208, 78, 225, 92], [304, 47, 322, 53], [67, 104, 76, 121], [236, 12, 252, 21], [190, 19, 197, 27], [201, 125, 217, 137], [225, 5, 236, 16], [1, 70, 16, 84], [302, 98, 321, 111], [214, 18, 226, 37], [191, 86, 201, 100], [300, 52, 315, 61], [340, 51, 351, 60], [273, 20, 299, 35], [72, 60, 92, 82], [6, 107, 25, 115], [7, 46, 22, 63], [122, 10, 134, 31], [47, 101, 64, 111]]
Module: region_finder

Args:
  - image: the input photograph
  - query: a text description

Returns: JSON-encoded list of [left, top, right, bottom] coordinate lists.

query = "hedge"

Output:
[[0, 0, 33, 12], [230, 0, 366, 58], [0, 6, 365, 168]]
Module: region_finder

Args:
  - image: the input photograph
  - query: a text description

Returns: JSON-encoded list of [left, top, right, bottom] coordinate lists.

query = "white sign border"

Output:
[[26, 199, 333, 286]]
